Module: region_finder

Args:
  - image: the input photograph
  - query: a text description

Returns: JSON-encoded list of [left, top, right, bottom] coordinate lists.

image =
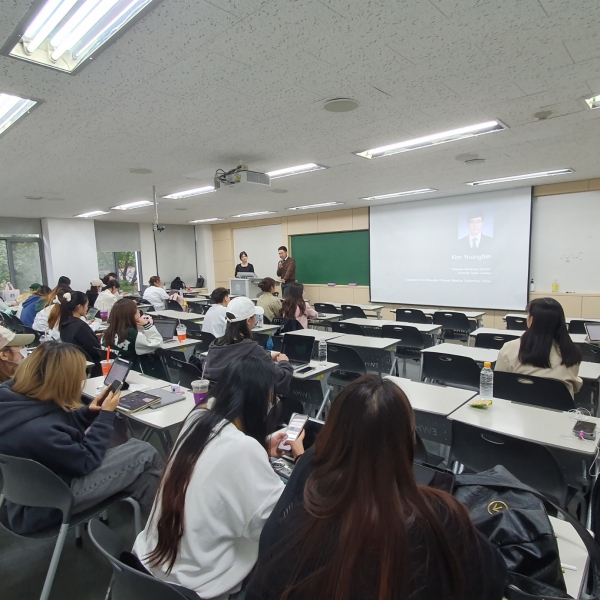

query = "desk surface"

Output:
[[448, 396, 600, 456], [330, 334, 400, 350], [330, 302, 384, 311], [504, 314, 600, 325], [387, 376, 476, 416], [83, 371, 170, 398], [292, 360, 338, 380], [422, 342, 499, 363], [343, 318, 441, 334], [397, 308, 485, 319], [254, 324, 280, 334], [283, 329, 344, 341], [161, 338, 201, 350], [309, 313, 342, 322], [153, 310, 204, 321], [472, 327, 586, 345]]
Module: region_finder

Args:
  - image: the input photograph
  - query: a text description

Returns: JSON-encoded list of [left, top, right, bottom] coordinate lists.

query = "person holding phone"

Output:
[[0, 342, 163, 535], [134, 357, 305, 600], [246, 375, 507, 600]]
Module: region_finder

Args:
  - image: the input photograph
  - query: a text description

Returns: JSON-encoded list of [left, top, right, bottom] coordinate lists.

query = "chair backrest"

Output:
[[280, 318, 304, 333], [327, 344, 367, 376], [188, 330, 216, 353], [381, 324, 424, 348], [506, 316, 528, 331], [432, 311, 471, 332], [88, 519, 190, 600], [580, 343, 600, 364], [492, 371, 574, 411], [568, 320, 593, 334], [474, 332, 520, 350], [137, 351, 170, 381], [314, 303, 340, 314], [341, 305, 367, 319], [272, 317, 285, 326], [263, 315, 272, 325], [449, 421, 568, 507], [395, 309, 429, 324], [414, 433, 427, 463], [421, 352, 480, 390], [187, 303, 205, 315], [166, 300, 183, 312], [331, 321, 365, 336], [0, 454, 74, 523], [167, 357, 203, 388], [20, 324, 41, 346]]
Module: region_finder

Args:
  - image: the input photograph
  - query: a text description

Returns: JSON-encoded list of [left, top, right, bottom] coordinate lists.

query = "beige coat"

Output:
[[256, 292, 282, 322], [495, 338, 582, 398]]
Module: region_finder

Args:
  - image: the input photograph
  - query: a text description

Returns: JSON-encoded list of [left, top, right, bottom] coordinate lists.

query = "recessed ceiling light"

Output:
[[161, 186, 215, 200], [464, 158, 486, 165], [189, 217, 224, 223], [355, 120, 507, 159], [25, 195, 44, 200], [0, 92, 38, 137], [2, 0, 161, 74], [287, 202, 344, 210], [360, 188, 438, 201], [266, 163, 328, 179], [269, 188, 288, 194], [585, 95, 600, 110], [467, 169, 574, 186], [75, 209, 110, 217], [111, 200, 153, 210], [129, 168, 153, 174], [231, 211, 276, 218], [324, 98, 360, 113]]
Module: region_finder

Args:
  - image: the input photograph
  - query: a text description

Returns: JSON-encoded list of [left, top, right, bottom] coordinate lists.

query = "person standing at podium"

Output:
[[276, 246, 296, 298], [235, 251, 255, 277]]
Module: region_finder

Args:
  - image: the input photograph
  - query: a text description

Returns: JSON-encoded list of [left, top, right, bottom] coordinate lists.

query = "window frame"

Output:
[[0, 235, 46, 289]]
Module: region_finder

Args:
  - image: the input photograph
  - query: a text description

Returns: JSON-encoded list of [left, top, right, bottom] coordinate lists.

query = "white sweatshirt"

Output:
[[143, 286, 169, 311], [134, 419, 284, 599], [94, 289, 119, 313], [201, 304, 228, 339]]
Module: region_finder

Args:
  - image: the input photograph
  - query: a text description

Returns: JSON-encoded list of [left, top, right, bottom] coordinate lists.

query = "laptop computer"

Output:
[[585, 322, 600, 344], [281, 333, 314, 370], [154, 320, 177, 342], [238, 272, 258, 278]]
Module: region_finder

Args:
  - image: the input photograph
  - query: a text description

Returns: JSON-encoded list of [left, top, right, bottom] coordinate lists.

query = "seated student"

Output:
[[102, 272, 117, 286], [102, 299, 163, 365], [32, 286, 67, 339], [86, 278, 105, 308], [143, 276, 169, 311], [0, 327, 34, 384], [280, 283, 317, 329], [0, 342, 163, 535], [201, 287, 231, 338], [205, 297, 292, 395], [495, 297, 582, 398], [95, 279, 121, 314], [57, 275, 71, 287], [246, 375, 507, 600], [257, 278, 281, 323], [134, 357, 305, 599], [18, 284, 50, 327]]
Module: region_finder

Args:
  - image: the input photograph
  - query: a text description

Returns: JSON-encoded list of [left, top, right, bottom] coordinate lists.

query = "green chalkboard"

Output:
[[291, 230, 370, 286]]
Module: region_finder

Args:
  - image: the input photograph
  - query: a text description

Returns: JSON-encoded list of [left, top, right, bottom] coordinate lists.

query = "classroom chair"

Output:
[[432, 311, 474, 343], [579, 343, 600, 364], [166, 299, 183, 312], [187, 303, 204, 315], [187, 330, 215, 354], [326, 345, 367, 388], [314, 303, 341, 315], [137, 351, 170, 381], [492, 371, 574, 412], [0, 455, 141, 600], [254, 331, 284, 351], [340, 305, 367, 319], [505, 315, 527, 330], [164, 356, 203, 388], [394, 308, 431, 324], [448, 421, 568, 507], [420, 352, 480, 391], [331, 321, 365, 336], [381, 324, 425, 377], [568, 320, 594, 335], [474, 332, 520, 350], [88, 519, 195, 600]]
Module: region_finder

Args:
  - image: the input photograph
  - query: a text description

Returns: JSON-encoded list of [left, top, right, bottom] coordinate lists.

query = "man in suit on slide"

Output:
[[459, 209, 493, 253]]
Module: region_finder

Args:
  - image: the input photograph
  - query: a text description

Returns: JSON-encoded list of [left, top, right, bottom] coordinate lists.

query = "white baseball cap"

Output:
[[0, 326, 35, 350], [226, 296, 264, 323]]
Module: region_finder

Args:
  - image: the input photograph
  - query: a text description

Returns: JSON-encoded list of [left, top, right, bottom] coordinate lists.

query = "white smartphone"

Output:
[[278, 414, 309, 451]]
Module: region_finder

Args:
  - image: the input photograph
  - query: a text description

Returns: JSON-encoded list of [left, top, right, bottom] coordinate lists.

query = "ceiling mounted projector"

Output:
[[214, 165, 271, 190]]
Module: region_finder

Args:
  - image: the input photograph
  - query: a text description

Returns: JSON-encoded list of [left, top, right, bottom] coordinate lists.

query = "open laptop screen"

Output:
[[281, 334, 314, 364], [154, 320, 177, 340], [585, 323, 600, 343]]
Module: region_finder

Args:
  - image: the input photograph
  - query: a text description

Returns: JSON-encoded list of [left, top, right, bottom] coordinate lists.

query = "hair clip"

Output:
[[63, 292, 71, 302]]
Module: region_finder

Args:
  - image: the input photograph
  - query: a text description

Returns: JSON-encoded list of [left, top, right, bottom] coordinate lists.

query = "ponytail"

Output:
[[58, 291, 89, 328]]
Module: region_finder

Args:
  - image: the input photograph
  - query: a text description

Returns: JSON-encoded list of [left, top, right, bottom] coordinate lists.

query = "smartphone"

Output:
[[278, 414, 309, 451], [573, 420, 596, 440], [98, 379, 123, 405], [296, 366, 313, 374]]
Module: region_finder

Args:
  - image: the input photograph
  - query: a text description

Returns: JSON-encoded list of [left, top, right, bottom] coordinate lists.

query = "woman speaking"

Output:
[[235, 251, 255, 277]]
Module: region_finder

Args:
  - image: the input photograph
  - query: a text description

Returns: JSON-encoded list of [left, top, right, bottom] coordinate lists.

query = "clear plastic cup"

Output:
[[100, 359, 114, 376], [176, 324, 187, 342], [100, 311, 109, 322], [192, 379, 209, 406]]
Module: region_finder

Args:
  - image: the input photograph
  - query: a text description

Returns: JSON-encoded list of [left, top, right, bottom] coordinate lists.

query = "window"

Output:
[[0, 236, 45, 291], [97, 251, 140, 293]]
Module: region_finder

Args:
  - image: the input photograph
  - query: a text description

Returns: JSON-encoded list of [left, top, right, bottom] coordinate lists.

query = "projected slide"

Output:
[[369, 188, 532, 310]]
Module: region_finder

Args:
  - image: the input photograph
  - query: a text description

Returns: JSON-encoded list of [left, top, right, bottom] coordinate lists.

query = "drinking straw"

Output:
[[106, 347, 110, 361]]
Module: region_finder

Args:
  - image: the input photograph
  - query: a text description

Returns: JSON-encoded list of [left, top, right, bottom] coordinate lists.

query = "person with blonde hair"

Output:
[[0, 342, 163, 535]]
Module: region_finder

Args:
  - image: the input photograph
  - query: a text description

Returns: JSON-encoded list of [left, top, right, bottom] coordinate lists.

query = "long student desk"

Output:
[[341, 318, 441, 344], [152, 310, 204, 321], [396, 308, 485, 327], [329, 334, 401, 374], [504, 314, 600, 326], [309, 313, 342, 329], [470, 327, 588, 345], [329, 302, 385, 319]]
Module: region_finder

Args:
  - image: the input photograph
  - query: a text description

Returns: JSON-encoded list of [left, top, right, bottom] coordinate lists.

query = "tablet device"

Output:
[[146, 387, 187, 408], [104, 357, 132, 386], [86, 307, 99, 321], [585, 322, 600, 344]]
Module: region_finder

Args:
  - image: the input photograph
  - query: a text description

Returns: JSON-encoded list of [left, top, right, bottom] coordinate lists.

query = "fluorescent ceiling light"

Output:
[[3, 0, 159, 73], [467, 169, 574, 186], [287, 202, 344, 210], [360, 188, 437, 201], [0, 93, 38, 137], [355, 120, 506, 159], [231, 211, 276, 218], [74, 209, 110, 217], [162, 186, 215, 200], [111, 200, 153, 210], [189, 218, 224, 223], [585, 95, 600, 110], [266, 163, 328, 179]]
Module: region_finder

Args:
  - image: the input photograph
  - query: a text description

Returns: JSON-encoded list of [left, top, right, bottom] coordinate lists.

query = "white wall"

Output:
[[42, 218, 99, 291], [195, 225, 215, 290], [233, 224, 282, 280]]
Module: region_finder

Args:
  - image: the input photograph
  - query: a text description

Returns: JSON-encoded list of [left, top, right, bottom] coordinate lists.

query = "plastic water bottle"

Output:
[[479, 361, 494, 400], [257, 313, 264, 328], [266, 334, 274, 351], [318, 338, 327, 366]]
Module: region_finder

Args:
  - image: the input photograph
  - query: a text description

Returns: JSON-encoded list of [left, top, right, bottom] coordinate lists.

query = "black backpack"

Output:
[[454, 465, 600, 599]]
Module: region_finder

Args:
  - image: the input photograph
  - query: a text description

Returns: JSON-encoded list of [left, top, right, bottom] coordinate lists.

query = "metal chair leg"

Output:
[[40, 523, 69, 600], [315, 387, 332, 421], [122, 497, 142, 534], [75, 524, 83, 547]]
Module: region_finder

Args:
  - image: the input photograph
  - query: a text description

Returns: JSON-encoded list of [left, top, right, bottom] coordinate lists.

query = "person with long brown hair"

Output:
[[280, 282, 317, 329], [134, 356, 305, 599], [32, 286, 68, 340], [246, 375, 507, 600]]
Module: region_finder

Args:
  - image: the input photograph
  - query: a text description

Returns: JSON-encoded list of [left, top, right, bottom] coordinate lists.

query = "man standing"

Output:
[[276, 246, 296, 298]]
